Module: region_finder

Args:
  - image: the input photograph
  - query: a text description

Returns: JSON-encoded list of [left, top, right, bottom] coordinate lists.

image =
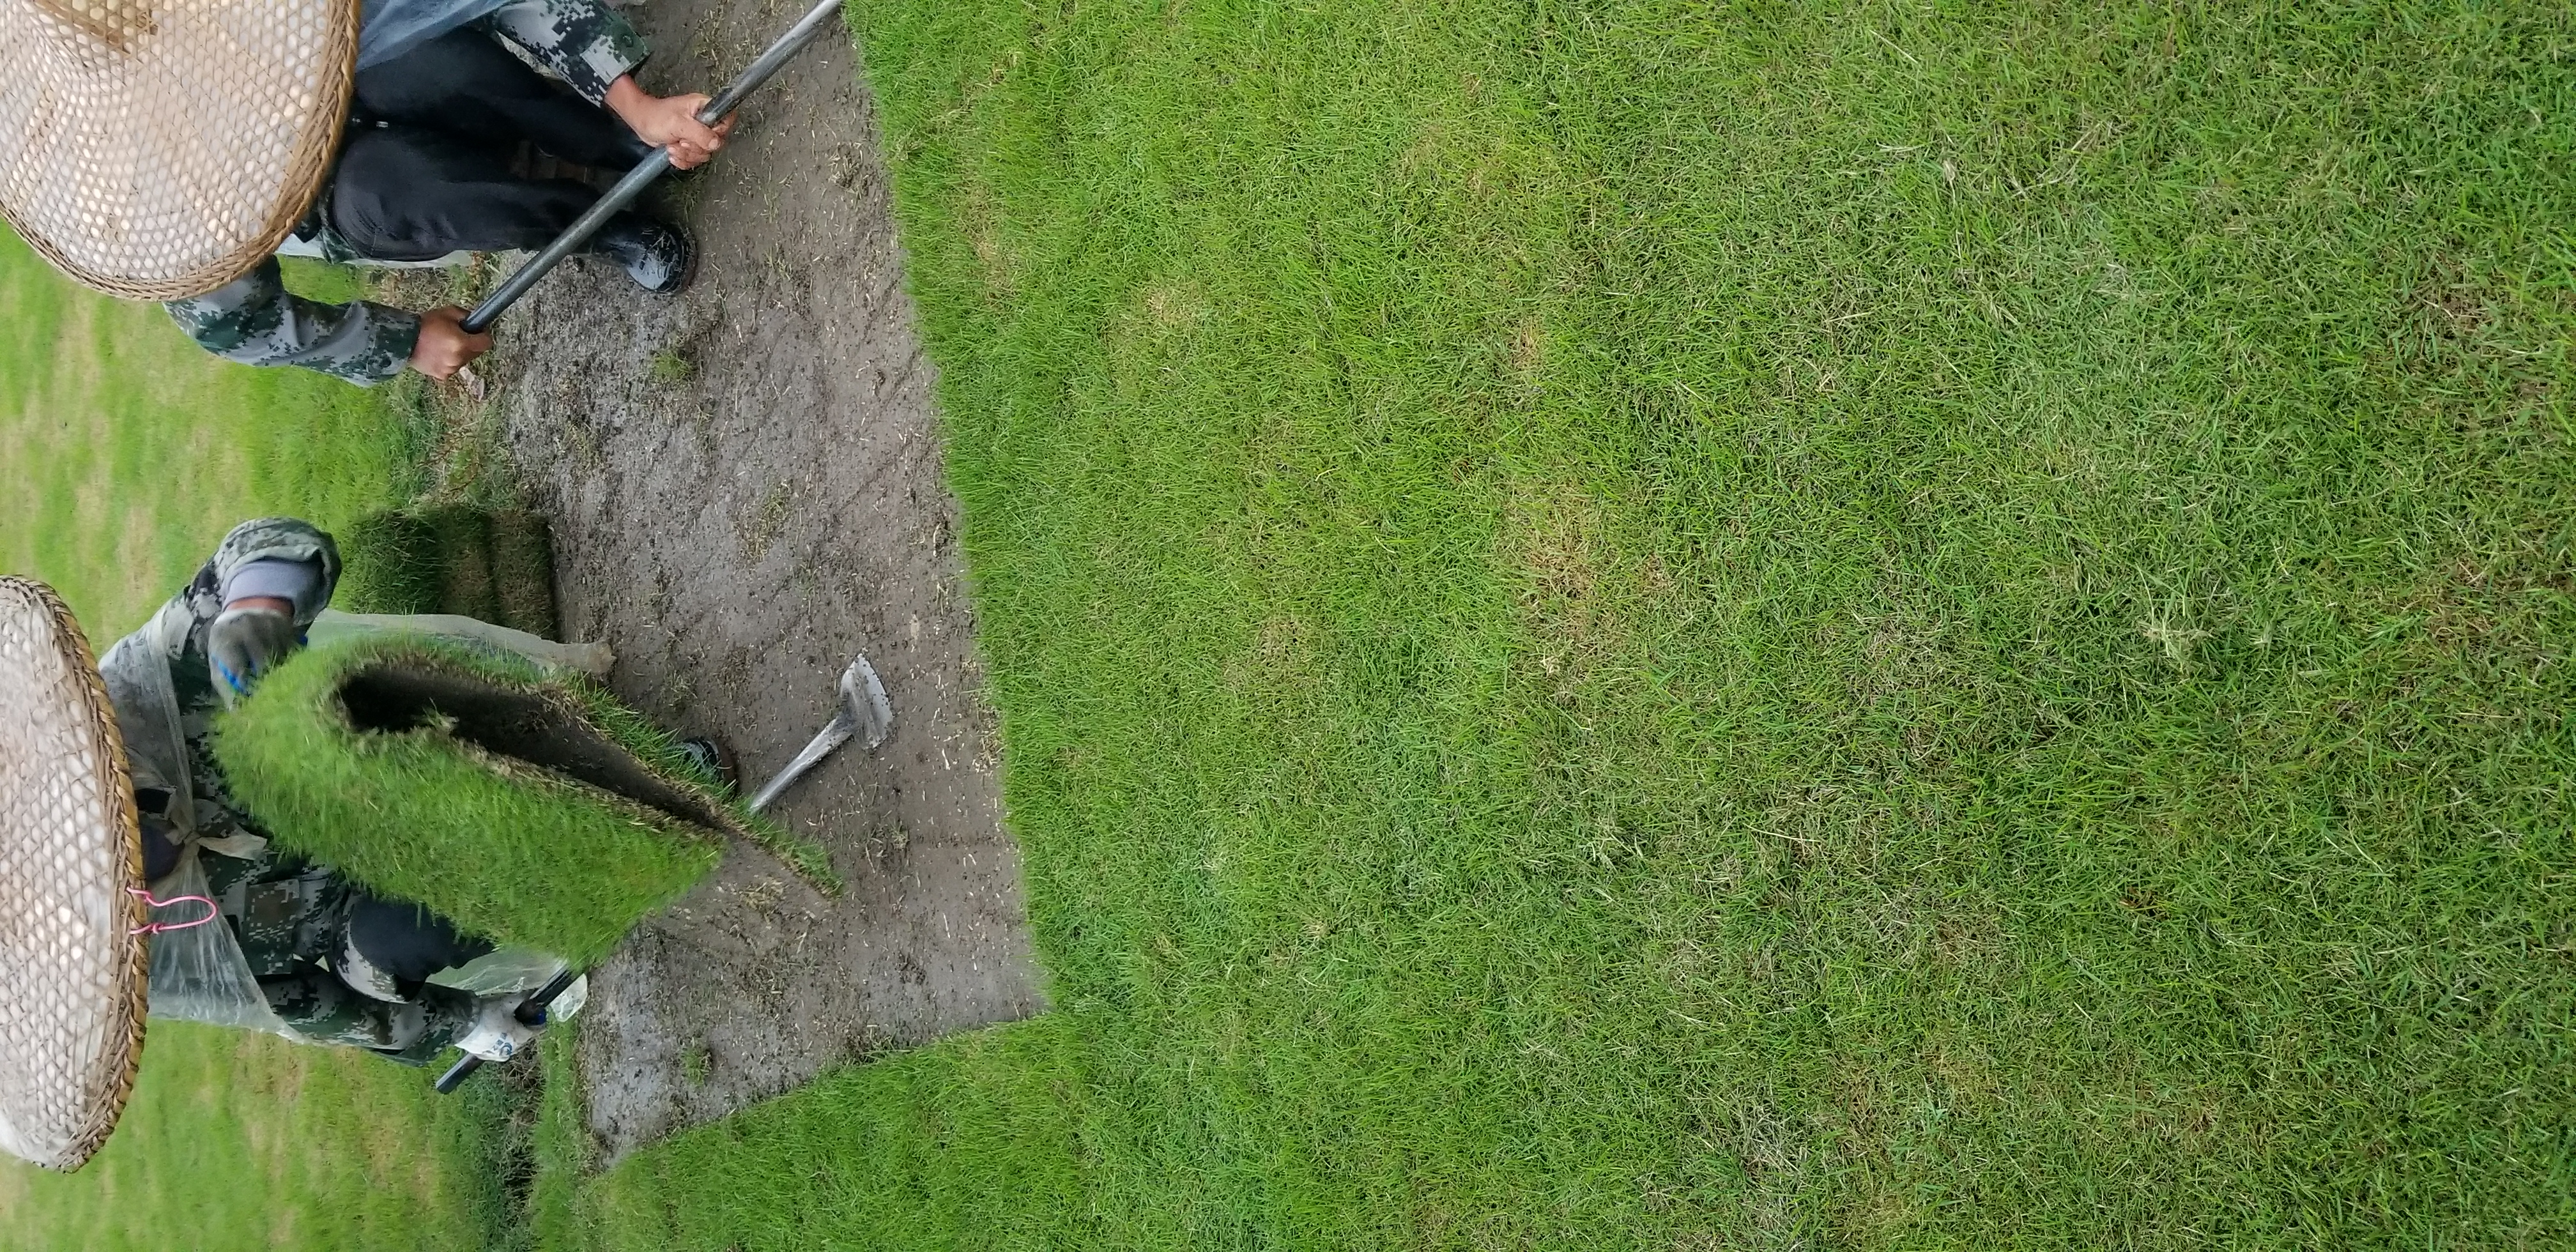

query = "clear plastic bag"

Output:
[[108, 596, 304, 1039], [427, 948, 569, 998], [98, 606, 198, 835], [357, 0, 514, 69], [142, 850, 303, 1041], [308, 609, 610, 676]]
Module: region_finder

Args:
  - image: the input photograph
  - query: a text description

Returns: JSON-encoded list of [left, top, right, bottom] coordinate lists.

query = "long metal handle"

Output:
[[458, 0, 848, 333], [433, 967, 581, 1093], [745, 712, 857, 813]]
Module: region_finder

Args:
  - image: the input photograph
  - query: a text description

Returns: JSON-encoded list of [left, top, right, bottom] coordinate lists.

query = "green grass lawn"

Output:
[[564, 0, 2576, 1246], [0, 242, 425, 630], [0, 231, 515, 1252], [8, 0, 2575, 1246]]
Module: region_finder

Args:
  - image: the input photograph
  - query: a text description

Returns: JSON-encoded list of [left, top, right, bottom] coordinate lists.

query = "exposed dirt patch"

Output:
[[476, 0, 1045, 1162]]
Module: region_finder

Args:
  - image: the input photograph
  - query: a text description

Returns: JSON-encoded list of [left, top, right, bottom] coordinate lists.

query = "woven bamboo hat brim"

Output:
[[0, 576, 146, 1172], [0, 0, 358, 300]]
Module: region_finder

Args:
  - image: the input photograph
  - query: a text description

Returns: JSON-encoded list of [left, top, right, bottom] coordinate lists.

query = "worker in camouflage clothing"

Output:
[[165, 0, 737, 386], [98, 518, 627, 1064]]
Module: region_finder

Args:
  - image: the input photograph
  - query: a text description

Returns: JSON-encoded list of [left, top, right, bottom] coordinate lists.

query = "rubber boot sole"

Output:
[[648, 227, 700, 297]]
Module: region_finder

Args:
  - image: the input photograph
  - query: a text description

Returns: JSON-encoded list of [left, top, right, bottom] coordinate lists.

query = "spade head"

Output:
[[838, 654, 894, 751], [744, 653, 896, 814]]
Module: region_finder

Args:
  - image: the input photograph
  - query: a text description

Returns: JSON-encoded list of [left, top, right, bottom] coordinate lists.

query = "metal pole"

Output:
[[458, 0, 848, 334]]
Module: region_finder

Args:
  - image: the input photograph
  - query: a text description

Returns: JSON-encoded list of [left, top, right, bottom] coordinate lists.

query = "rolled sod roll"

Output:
[[215, 636, 836, 964]]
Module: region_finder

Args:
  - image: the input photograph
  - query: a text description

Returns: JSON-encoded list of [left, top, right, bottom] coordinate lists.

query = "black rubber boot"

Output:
[[675, 737, 739, 793], [589, 213, 697, 295]]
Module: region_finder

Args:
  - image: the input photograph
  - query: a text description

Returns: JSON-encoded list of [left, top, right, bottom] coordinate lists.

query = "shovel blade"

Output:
[[744, 653, 894, 813], [845, 653, 894, 751]]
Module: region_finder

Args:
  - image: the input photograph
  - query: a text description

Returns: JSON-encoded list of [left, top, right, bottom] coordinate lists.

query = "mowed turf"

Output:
[[0, 236, 422, 630], [0, 231, 512, 1251], [565, 0, 2576, 1247]]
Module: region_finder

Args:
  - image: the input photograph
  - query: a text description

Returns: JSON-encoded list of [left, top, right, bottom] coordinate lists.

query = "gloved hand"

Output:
[[206, 605, 300, 706], [454, 995, 541, 1063]]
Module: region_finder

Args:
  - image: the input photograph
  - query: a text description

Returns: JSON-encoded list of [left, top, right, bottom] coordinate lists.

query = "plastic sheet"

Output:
[[358, 0, 514, 70], [98, 605, 198, 836], [309, 609, 611, 675], [427, 948, 569, 998], [142, 850, 303, 1041]]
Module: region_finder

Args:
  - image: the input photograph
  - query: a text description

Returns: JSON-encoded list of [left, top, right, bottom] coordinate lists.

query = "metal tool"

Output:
[[436, 653, 891, 1094], [746, 654, 894, 813], [458, 0, 848, 334]]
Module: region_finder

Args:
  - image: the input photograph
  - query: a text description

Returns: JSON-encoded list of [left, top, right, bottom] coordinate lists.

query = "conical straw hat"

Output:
[[0, 576, 146, 1172], [0, 0, 358, 300]]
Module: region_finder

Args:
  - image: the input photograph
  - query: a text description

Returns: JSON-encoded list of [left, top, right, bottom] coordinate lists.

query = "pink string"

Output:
[[128, 889, 218, 936]]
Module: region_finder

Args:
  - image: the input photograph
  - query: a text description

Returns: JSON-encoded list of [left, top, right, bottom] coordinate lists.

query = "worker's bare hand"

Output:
[[606, 76, 735, 170], [410, 307, 492, 379]]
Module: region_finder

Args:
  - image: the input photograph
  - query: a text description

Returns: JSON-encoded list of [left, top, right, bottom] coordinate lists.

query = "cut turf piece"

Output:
[[338, 505, 560, 636], [333, 511, 441, 615], [486, 510, 560, 641], [215, 634, 839, 965], [413, 503, 502, 623]]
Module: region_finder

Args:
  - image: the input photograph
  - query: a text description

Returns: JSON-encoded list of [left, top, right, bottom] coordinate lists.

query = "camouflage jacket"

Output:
[[99, 518, 472, 1062], [162, 0, 651, 386], [486, 0, 652, 107]]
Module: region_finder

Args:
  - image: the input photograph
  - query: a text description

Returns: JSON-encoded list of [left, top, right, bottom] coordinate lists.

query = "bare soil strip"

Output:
[[485, 0, 1045, 1162]]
